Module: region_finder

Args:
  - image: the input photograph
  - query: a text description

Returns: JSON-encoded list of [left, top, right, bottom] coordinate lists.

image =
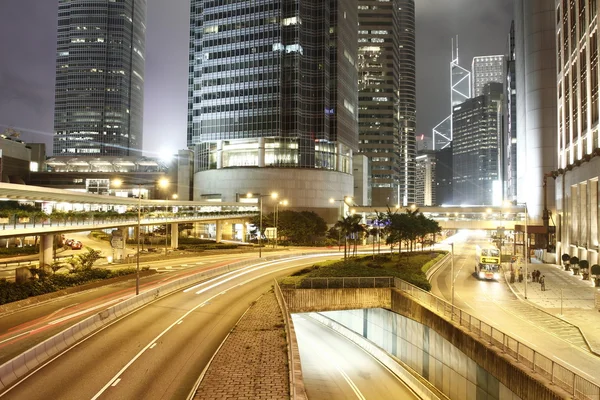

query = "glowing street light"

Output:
[[247, 191, 278, 258]]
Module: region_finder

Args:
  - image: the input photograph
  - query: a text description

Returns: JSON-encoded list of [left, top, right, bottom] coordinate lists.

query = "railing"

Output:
[[284, 276, 394, 289], [393, 278, 600, 400], [0, 212, 256, 232]]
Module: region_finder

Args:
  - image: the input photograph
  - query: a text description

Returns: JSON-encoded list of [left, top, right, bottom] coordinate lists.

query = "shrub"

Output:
[[0, 268, 138, 305]]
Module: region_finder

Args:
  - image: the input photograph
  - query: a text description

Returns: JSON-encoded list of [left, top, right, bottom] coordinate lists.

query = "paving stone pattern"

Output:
[[506, 259, 600, 352], [193, 291, 289, 399]]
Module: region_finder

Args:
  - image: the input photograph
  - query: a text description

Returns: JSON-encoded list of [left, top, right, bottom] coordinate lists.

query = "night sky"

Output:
[[0, 0, 513, 157]]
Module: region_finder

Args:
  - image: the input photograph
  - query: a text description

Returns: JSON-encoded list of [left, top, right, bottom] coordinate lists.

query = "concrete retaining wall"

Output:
[[282, 288, 391, 312], [282, 288, 571, 400]]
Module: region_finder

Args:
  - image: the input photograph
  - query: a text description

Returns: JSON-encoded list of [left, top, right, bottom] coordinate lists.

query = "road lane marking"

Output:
[[177, 320, 183, 325], [300, 324, 366, 400], [92, 257, 322, 400], [183, 255, 310, 294], [180, 264, 188, 267], [0, 331, 31, 345], [111, 379, 121, 387], [149, 343, 157, 349], [195, 262, 204, 265], [48, 298, 123, 325]]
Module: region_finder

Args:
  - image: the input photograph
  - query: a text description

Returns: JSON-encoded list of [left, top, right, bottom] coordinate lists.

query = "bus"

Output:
[[475, 245, 501, 280]]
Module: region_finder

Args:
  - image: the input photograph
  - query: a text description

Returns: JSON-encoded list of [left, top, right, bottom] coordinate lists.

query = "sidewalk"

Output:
[[506, 258, 600, 353]]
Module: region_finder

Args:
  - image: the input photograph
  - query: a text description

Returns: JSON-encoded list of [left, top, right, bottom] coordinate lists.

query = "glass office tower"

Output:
[[357, 0, 416, 207], [188, 0, 358, 213], [53, 0, 146, 156]]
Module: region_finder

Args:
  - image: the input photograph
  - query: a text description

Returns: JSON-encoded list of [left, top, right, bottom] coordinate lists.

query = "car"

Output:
[[65, 238, 75, 246], [71, 241, 83, 250]]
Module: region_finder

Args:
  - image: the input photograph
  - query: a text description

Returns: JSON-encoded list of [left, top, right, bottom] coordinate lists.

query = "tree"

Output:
[[335, 215, 358, 259], [591, 264, 600, 287], [562, 253, 571, 271], [71, 248, 103, 272], [580, 259, 590, 280]]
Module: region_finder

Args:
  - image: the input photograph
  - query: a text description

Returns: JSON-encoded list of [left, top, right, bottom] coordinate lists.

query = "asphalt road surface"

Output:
[[431, 234, 600, 385], [293, 314, 420, 399], [0, 250, 339, 364], [0, 254, 341, 399]]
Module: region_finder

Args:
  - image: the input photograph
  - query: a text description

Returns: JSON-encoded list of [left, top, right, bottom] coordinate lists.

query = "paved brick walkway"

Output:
[[193, 290, 289, 399], [506, 258, 600, 352]]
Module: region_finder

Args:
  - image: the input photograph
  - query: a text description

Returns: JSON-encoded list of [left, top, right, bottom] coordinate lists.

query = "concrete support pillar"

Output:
[[171, 222, 179, 249], [112, 227, 127, 262], [216, 220, 223, 243], [241, 222, 247, 243], [336, 142, 343, 172], [258, 137, 265, 167], [216, 140, 223, 169], [39, 234, 53, 269]]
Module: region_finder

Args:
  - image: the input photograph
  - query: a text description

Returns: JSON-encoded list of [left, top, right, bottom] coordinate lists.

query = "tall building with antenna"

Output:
[[53, 0, 146, 156], [433, 37, 471, 151]]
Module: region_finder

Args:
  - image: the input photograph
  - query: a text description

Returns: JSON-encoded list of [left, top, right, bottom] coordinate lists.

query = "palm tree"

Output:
[[335, 214, 362, 259]]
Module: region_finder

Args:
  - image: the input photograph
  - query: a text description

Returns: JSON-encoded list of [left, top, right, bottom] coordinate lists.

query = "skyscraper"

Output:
[[53, 0, 146, 156], [415, 151, 436, 206], [504, 22, 517, 202], [554, 0, 599, 260], [514, 0, 556, 225], [472, 55, 505, 97], [452, 83, 503, 206], [433, 38, 471, 151], [187, 0, 358, 215], [357, 0, 416, 207]]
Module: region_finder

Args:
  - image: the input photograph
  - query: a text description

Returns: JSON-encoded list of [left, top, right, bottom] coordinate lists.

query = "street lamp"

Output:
[[504, 201, 528, 299], [247, 191, 278, 258], [274, 199, 288, 248], [450, 242, 455, 305], [329, 196, 353, 220]]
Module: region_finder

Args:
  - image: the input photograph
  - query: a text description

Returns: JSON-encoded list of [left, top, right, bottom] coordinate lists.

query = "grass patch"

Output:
[[280, 252, 445, 291]]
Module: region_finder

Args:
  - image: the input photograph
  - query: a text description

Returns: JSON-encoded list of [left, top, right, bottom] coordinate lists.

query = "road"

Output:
[[0, 254, 342, 399], [293, 314, 420, 399], [0, 249, 341, 365], [431, 234, 600, 385]]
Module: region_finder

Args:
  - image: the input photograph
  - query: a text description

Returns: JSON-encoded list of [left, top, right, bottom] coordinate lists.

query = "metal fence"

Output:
[[286, 276, 394, 290], [394, 278, 600, 400]]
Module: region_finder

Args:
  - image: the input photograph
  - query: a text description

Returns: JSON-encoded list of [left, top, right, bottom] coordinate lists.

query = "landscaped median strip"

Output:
[[0, 251, 339, 392]]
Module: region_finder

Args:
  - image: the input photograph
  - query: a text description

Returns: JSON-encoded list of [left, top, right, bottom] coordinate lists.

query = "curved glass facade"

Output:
[[53, 0, 146, 156], [187, 0, 358, 173]]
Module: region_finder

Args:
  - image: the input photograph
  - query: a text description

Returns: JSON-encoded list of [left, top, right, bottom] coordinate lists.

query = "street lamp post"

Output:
[[330, 196, 353, 251], [274, 199, 288, 248], [247, 192, 278, 258], [523, 203, 529, 299], [504, 201, 528, 299], [136, 184, 141, 295], [450, 242, 455, 305]]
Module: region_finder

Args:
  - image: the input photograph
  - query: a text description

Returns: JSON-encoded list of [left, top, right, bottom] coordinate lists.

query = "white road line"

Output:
[[177, 320, 183, 325], [302, 328, 365, 400], [183, 255, 309, 294], [0, 331, 31, 345], [553, 356, 596, 381], [111, 379, 121, 387], [180, 264, 188, 267], [149, 343, 157, 349], [92, 258, 319, 400], [195, 262, 204, 265], [48, 298, 124, 325]]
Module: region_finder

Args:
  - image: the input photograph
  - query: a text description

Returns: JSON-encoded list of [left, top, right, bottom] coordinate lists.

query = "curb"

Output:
[[502, 269, 600, 358], [0, 250, 341, 393]]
